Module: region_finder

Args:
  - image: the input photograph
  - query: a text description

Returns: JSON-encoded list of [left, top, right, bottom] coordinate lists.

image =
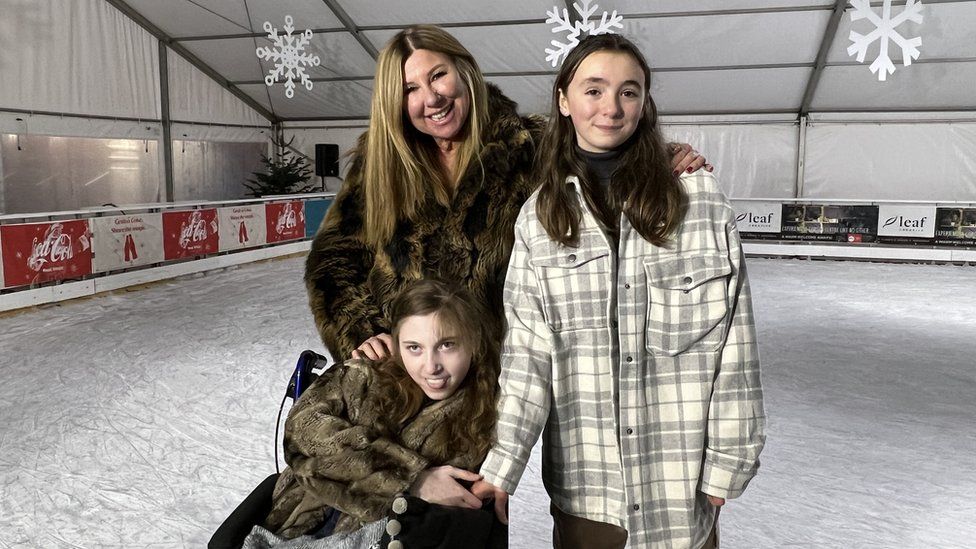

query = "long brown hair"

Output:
[[535, 33, 686, 247], [361, 25, 490, 249], [371, 279, 499, 464]]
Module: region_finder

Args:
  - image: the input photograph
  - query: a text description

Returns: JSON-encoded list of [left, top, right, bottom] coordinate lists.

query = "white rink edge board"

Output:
[[742, 242, 976, 262], [0, 241, 311, 312]]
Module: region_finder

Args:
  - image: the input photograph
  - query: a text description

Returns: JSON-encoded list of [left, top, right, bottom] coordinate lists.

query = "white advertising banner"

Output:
[[877, 204, 937, 238], [91, 214, 164, 273], [218, 205, 267, 251], [732, 201, 782, 233]]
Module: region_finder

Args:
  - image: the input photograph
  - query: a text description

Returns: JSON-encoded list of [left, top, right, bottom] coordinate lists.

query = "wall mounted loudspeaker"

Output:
[[315, 143, 339, 177]]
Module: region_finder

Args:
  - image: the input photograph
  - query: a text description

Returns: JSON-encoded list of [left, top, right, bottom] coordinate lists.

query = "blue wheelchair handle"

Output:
[[287, 350, 328, 400]]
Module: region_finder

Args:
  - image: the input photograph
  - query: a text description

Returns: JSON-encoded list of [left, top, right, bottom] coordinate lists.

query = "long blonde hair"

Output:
[[362, 25, 489, 249]]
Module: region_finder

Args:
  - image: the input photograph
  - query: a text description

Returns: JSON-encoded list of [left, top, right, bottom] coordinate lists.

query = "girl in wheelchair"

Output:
[[246, 278, 500, 547]]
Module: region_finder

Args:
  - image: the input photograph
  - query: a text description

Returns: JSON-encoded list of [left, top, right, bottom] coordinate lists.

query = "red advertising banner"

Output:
[[0, 220, 93, 288], [162, 209, 219, 260], [265, 201, 306, 243]]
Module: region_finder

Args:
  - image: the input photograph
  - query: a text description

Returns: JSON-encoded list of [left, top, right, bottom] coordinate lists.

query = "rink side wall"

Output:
[[0, 193, 333, 312]]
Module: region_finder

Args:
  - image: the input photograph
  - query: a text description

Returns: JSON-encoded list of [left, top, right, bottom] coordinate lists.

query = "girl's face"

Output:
[[402, 49, 471, 144], [558, 50, 646, 153], [397, 312, 472, 400]]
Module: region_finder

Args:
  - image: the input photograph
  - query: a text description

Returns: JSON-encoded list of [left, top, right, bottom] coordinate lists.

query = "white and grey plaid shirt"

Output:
[[480, 172, 766, 549]]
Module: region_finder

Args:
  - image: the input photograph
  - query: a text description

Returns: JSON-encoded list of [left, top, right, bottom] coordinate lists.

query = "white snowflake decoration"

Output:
[[256, 15, 321, 98], [847, 0, 923, 81], [545, 0, 624, 68]]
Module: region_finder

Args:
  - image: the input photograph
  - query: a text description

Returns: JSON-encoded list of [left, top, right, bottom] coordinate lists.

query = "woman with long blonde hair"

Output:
[[304, 25, 707, 367]]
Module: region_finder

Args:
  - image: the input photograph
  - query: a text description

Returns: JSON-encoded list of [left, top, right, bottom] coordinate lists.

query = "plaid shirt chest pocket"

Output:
[[529, 246, 611, 333], [643, 253, 732, 356]]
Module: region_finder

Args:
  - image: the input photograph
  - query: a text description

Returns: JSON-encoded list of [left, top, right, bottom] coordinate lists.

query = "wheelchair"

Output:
[[209, 350, 330, 549], [208, 350, 508, 549]]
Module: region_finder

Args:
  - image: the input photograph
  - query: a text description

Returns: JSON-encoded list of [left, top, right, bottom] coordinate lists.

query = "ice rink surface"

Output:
[[1, 255, 974, 548]]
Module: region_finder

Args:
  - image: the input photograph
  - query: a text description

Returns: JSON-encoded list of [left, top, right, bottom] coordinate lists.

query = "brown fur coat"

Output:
[[264, 359, 485, 539], [304, 85, 544, 359]]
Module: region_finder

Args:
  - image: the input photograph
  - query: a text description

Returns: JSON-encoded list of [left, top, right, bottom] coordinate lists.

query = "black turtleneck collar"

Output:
[[576, 145, 624, 187]]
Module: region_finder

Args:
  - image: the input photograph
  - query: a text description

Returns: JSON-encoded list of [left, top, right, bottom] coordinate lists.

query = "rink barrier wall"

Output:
[[0, 193, 334, 312], [732, 198, 976, 261], [2, 196, 974, 311]]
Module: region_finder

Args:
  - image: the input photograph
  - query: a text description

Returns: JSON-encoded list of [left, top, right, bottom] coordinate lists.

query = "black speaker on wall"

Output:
[[315, 143, 340, 177]]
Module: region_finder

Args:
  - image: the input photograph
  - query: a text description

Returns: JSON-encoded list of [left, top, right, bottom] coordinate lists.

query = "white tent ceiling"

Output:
[[107, 0, 976, 122]]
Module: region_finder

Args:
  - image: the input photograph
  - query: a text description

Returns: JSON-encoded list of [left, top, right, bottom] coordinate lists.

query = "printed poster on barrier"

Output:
[[877, 204, 936, 244], [91, 214, 164, 272], [218, 205, 267, 251], [0, 220, 93, 288], [781, 204, 879, 242], [266, 201, 306, 243], [304, 198, 334, 239], [732, 201, 782, 240], [934, 207, 976, 246], [162, 209, 219, 260]]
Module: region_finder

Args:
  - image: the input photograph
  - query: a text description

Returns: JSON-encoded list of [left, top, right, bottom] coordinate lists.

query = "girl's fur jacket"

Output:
[[263, 359, 484, 539], [304, 85, 543, 359]]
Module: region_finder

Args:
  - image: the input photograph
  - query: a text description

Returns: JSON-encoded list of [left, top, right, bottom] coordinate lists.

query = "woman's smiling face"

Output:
[[402, 49, 471, 144]]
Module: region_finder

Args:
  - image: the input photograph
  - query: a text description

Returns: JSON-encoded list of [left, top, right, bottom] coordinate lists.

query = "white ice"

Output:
[[0, 256, 974, 548]]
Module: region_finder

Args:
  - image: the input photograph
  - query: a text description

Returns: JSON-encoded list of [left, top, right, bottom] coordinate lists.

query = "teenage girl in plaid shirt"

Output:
[[473, 34, 766, 549]]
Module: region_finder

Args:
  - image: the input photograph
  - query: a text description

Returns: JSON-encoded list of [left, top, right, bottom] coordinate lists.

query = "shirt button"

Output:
[[633, 504, 640, 511], [683, 276, 693, 284], [568, 253, 577, 262], [626, 356, 633, 363], [626, 428, 633, 435], [610, 319, 618, 328], [624, 283, 631, 289]]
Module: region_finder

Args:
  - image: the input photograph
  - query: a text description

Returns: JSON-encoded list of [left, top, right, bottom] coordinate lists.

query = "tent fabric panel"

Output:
[[366, 11, 828, 74], [182, 37, 279, 82], [122, 0, 253, 38], [810, 62, 976, 111], [183, 34, 377, 83], [825, 1, 976, 63], [393, 23, 560, 72], [624, 10, 828, 68], [803, 122, 976, 201], [168, 52, 270, 126], [663, 123, 799, 199], [336, 0, 556, 26], [0, 0, 160, 120], [610, 0, 835, 14], [172, 140, 268, 201], [651, 67, 812, 113], [282, 125, 367, 188], [170, 123, 271, 143], [302, 33, 379, 80], [0, 112, 161, 140], [238, 81, 374, 119], [241, 0, 343, 31], [484, 75, 556, 115], [1, 133, 163, 213]]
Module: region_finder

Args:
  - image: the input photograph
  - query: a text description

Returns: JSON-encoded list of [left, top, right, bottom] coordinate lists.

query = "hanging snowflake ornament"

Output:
[[847, 0, 923, 82], [256, 15, 321, 98], [545, 0, 624, 68]]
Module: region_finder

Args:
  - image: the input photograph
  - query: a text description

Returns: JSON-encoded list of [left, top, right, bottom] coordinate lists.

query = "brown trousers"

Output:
[[550, 504, 719, 549]]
